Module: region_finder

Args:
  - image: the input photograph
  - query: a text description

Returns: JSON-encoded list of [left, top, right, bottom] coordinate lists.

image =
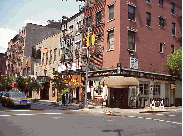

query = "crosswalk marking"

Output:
[[172, 122, 177, 124], [156, 114, 163, 116], [146, 118, 152, 120], [128, 116, 135, 118], [0, 115, 11, 117], [169, 115, 176, 116]]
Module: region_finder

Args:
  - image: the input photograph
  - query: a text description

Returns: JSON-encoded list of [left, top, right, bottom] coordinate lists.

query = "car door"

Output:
[[4, 93, 10, 105]]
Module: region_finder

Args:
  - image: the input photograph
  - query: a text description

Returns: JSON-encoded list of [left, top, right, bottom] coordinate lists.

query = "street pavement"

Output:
[[0, 108, 182, 136], [0, 100, 182, 136]]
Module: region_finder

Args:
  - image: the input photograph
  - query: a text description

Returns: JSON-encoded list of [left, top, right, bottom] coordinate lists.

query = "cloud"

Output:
[[0, 28, 17, 53]]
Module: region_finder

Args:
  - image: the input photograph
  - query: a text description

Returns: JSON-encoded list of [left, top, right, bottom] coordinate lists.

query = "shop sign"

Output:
[[130, 57, 138, 69]]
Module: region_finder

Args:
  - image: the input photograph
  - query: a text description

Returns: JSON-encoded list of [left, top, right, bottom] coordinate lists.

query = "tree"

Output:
[[1, 74, 13, 91], [51, 71, 68, 102], [166, 47, 182, 80], [15, 74, 28, 93], [26, 77, 43, 94]]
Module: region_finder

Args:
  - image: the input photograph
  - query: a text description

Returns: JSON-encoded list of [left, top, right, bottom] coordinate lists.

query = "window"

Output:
[[44, 70, 47, 76], [87, 0, 91, 7], [108, 5, 114, 20], [171, 45, 174, 54], [107, 30, 114, 50], [153, 85, 160, 95], [172, 23, 175, 35], [50, 50, 52, 63], [160, 43, 163, 53], [128, 6, 135, 21], [53, 68, 55, 74], [139, 84, 149, 95], [54, 48, 57, 61], [146, 0, 150, 3], [42, 53, 45, 64], [46, 52, 48, 65], [86, 16, 91, 27], [171, 3, 175, 14], [146, 12, 151, 26], [52, 87, 55, 97], [95, 34, 101, 55], [159, 17, 165, 27], [128, 31, 135, 50], [96, 0, 101, 3], [159, 0, 163, 7], [27, 67, 30, 76], [96, 11, 102, 26]]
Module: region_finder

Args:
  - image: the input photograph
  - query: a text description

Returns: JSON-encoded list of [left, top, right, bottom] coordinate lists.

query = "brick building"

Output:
[[82, 0, 182, 107], [6, 23, 60, 76]]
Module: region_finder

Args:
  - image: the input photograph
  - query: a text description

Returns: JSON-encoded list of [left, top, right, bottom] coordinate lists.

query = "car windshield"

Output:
[[10, 93, 26, 98]]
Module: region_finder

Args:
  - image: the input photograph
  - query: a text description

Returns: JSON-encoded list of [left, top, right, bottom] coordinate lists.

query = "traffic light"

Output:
[[91, 34, 98, 46], [86, 35, 91, 47]]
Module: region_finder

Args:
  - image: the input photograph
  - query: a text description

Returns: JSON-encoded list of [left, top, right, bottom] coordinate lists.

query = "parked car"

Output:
[[1, 92, 32, 108], [0, 91, 7, 103]]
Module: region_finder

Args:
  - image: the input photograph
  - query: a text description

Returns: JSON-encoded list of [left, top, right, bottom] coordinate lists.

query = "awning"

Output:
[[100, 76, 139, 88]]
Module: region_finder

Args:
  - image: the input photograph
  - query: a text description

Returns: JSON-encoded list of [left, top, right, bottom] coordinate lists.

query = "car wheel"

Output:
[[8, 102, 12, 108], [2, 102, 5, 106]]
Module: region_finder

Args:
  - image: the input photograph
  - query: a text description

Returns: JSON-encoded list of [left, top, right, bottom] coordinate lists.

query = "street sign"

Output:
[[82, 65, 96, 69], [130, 57, 138, 69]]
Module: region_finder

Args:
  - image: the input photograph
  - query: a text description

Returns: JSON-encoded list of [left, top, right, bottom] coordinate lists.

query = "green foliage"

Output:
[[26, 77, 43, 93], [15, 74, 28, 92], [1, 75, 13, 91], [51, 71, 68, 93], [166, 47, 182, 79], [51, 71, 68, 102]]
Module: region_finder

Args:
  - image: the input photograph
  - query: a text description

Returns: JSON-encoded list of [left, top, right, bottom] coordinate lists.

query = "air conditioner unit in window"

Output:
[[128, 49, 135, 56]]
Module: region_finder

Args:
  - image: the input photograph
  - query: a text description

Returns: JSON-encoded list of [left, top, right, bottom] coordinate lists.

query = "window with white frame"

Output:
[[139, 84, 149, 95], [107, 30, 114, 50], [108, 5, 114, 20], [171, 45, 174, 54], [128, 31, 135, 50], [128, 6, 135, 21], [171, 3, 175, 14], [153, 84, 160, 95], [172, 23, 175, 35]]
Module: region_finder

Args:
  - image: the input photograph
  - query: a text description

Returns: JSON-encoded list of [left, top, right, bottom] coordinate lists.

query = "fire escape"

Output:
[[82, 0, 106, 70]]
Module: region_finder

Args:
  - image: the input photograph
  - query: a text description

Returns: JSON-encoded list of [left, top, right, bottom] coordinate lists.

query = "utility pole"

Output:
[[83, 28, 91, 109]]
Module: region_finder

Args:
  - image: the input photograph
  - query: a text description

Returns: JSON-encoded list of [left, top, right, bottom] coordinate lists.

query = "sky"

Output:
[[0, 0, 84, 53]]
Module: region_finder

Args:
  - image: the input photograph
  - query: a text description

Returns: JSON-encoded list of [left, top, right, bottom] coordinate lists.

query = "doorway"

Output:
[[40, 83, 49, 100], [110, 88, 129, 108]]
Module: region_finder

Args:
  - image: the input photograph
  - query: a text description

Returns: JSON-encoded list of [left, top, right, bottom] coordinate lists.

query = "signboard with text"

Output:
[[130, 57, 138, 69]]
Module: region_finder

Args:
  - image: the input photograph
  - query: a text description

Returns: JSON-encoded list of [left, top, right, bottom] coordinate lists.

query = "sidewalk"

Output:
[[34, 100, 182, 114]]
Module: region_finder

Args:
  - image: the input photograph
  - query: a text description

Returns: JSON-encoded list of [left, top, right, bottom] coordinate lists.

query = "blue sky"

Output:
[[0, 0, 84, 53]]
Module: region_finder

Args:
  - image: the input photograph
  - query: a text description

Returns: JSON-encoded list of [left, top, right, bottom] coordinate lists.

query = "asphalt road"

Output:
[[0, 110, 182, 136], [0, 102, 182, 136]]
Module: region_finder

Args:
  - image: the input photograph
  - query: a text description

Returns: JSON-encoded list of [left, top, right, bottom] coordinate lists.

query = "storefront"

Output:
[[100, 76, 139, 108]]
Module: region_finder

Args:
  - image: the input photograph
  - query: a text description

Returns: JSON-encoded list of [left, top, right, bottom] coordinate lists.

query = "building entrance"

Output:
[[110, 88, 129, 109], [40, 83, 49, 100]]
